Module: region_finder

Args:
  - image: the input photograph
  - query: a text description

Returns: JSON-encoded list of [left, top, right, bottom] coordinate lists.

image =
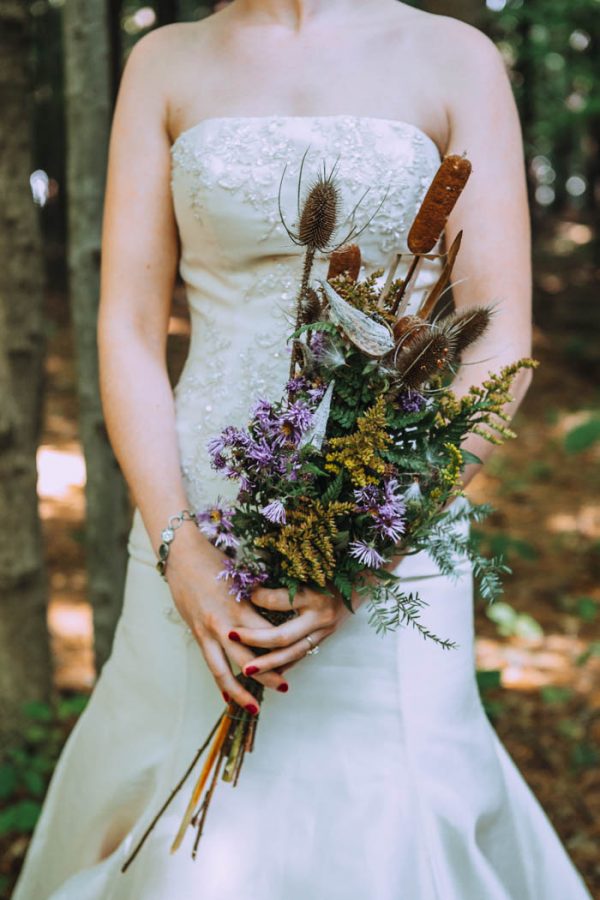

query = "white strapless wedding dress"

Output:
[[14, 115, 591, 900]]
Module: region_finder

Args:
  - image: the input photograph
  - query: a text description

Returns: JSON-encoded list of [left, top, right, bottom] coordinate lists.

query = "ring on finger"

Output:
[[304, 634, 320, 656]]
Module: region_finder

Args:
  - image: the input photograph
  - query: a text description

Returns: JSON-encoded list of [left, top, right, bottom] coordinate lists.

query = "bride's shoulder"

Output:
[[122, 18, 212, 72], [389, 5, 505, 78], [406, 8, 506, 80]]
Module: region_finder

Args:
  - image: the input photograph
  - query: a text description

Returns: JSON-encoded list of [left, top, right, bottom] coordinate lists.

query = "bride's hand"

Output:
[[228, 584, 362, 677], [165, 536, 290, 713]]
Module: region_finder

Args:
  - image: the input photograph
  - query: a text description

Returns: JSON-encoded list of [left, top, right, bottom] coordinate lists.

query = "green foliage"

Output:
[[476, 669, 505, 721], [487, 0, 599, 213], [0, 696, 88, 840], [541, 685, 573, 705], [486, 600, 544, 639], [564, 416, 600, 453]]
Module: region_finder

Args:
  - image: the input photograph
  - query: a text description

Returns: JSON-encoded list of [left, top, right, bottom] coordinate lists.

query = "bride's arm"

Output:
[[98, 30, 288, 706], [441, 25, 533, 487]]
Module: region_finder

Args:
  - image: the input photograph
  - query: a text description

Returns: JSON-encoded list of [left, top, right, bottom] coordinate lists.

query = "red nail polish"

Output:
[[245, 665, 259, 676], [245, 703, 259, 715], [277, 683, 289, 693], [228, 631, 241, 642], [222, 691, 230, 703]]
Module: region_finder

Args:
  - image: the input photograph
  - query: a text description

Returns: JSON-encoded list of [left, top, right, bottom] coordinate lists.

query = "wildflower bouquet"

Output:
[[122, 153, 536, 870]]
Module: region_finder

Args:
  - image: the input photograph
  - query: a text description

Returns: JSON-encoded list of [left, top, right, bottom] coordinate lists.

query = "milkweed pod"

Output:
[[327, 243, 362, 282], [318, 279, 395, 357], [407, 155, 472, 255]]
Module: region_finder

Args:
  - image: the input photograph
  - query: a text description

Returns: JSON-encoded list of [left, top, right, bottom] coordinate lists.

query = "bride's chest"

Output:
[[169, 115, 441, 262]]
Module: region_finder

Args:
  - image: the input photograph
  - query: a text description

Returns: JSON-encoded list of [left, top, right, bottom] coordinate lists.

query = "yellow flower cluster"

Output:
[[328, 268, 386, 316], [429, 442, 463, 504], [325, 396, 392, 487], [255, 499, 354, 586]]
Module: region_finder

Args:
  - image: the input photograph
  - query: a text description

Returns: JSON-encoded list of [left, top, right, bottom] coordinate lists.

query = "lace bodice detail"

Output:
[[169, 114, 442, 510]]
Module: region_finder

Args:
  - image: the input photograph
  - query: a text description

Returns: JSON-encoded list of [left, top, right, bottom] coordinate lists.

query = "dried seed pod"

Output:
[[439, 305, 492, 355], [407, 156, 472, 255], [394, 329, 455, 390], [302, 286, 322, 323], [393, 315, 429, 347], [416, 230, 463, 320], [327, 243, 362, 282], [298, 174, 340, 250]]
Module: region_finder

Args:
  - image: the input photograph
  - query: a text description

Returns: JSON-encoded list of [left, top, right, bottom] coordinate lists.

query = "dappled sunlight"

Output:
[[48, 600, 95, 691], [37, 445, 86, 513], [546, 505, 600, 539], [476, 634, 598, 694]]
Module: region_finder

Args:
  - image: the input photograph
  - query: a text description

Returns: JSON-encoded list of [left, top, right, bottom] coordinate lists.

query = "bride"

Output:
[[14, 1, 592, 898]]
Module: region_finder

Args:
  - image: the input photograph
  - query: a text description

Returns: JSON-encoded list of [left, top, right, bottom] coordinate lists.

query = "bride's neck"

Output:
[[233, 0, 393, 29]]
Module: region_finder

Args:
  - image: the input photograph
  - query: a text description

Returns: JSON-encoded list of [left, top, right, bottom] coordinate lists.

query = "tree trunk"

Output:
[[62, 0, 130, 672], [0, 1, 51, 747]]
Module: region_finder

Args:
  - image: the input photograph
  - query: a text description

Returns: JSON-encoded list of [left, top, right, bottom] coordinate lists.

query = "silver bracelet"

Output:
[[156, 509, 198, 580]]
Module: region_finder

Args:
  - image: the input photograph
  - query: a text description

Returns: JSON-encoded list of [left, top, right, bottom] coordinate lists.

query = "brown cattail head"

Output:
[[327, 243, 362, 282], [298, 174, 340, 250], [393, 314, 430, 347], [302, 286, 323, 323], [439, 305, 492, 355], [393, 329, 455, 390], [407, 155, 472, 255]]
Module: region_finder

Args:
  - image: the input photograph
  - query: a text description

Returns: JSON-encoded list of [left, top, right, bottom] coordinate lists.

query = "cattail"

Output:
[[394, 329, 455, 390], [327, 243, 361, 282], [298, 173, 340, 250], [407, 156, 472, 255], [439, 305, 492, 355], [393, 314, 429, 346]]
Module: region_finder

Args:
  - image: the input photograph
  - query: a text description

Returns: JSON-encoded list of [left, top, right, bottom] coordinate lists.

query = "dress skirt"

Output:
[[12, 506, 592, 900]]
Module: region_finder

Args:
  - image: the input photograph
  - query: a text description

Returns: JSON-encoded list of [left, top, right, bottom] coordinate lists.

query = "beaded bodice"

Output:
[[170, 114, 442, 510]]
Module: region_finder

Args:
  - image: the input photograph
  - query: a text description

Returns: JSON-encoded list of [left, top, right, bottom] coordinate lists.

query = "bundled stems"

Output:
[[290, 246, 317, 377], [120, 713, 225, 873]]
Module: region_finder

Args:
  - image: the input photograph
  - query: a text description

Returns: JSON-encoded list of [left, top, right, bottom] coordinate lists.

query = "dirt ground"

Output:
[[38, 277, 600, 896]]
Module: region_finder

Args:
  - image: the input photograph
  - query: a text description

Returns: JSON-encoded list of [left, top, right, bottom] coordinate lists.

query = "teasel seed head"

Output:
[[393, 314, 430, 347], [327, 243, 361, 282], [298, 174, 340, 250], [439, 305, 492, 355], [393, 329, 456, 390]]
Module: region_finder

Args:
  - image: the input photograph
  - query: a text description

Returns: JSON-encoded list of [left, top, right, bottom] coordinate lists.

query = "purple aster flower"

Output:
[[353, 484, 381, 512], [260, 499, 287, 524], [279, 401, 313, 443], [211, 451, 227, 470], [285, 376, 309, 396], [371, 503, 406, 543], [196, 503, 239, 549], [207, 426, 252, 469], [349, 540, 386, 569], [217, 559, 268, 603], [398, 389, 426, 413], [245, 437, 278, 470], [307, 383, 327, 403], [251, 398, 277, 431], [353, 478, 406, 543], [308, 331, 326, 360]]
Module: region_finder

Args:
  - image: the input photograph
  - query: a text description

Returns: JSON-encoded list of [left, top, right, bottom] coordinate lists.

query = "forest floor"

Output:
[[12, 232, 600, 897]]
